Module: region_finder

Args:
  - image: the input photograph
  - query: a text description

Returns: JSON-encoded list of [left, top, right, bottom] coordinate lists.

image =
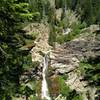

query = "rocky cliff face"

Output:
[[50, 37, 99, 100], [30, 23, 52, 62], [49, 25, 100, 100], [49, 25, 100, 74]]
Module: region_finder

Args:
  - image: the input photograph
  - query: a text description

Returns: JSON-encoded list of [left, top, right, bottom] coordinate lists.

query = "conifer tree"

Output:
[[0, 0, 33, 99]]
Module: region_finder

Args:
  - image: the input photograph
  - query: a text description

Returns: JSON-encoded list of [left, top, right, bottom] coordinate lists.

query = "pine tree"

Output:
[[0, 0, 33, 99]]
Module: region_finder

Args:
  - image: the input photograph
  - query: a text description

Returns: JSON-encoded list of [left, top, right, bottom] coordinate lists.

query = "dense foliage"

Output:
[[79, 56, 100, 99], [0, 0, 34, 99], [55, 0, 100, 25], [74, 0, 99, 25]]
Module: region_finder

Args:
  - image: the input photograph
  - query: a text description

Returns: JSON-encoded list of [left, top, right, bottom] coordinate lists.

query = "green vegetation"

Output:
[[55, 0, 100, 25], [22, 54, 32, 70], [49, 9, 86, 45], [0, 0, 34, 99], [79, 61, 100, 87], [19, 82, 35, 98], [58, 76, 83, 100], [79, 57, 100, 99], [49, 75, 83, 100], [58, 76, 71, 96], [0, 0, 100, 99], [48, 23, 56, 46]]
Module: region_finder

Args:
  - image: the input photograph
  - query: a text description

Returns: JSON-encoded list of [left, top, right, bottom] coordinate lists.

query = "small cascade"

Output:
[[41, 54, 51, 100], [63, 28, 71, 35]]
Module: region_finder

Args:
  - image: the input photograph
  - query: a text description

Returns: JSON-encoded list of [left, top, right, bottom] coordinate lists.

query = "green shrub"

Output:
[[58, 76, 71, 96], [23, 54, 33, 70], [79, 62, 93, 75], [18, 81, 37, 99], [67, 90, 83, 100], [58, 76, 83, 100], [62, 74, 68, 80], [55, 21, 86, 44], [56, 33, 75, 44], [30, 95, 37, 100], [48, 24, 56, 46], [56, 34, 65, 44], [79, 60, 100, 87], [72, 94, 83, 100], [31, 32, 39, 40]]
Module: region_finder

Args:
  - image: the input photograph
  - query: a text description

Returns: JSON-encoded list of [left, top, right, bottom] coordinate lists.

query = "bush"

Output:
[[48, 24, 56, 46], [56, 32, 76, 44], [56, 34, 65, 44], [22, 54, 33, 70], [62, 74, 68, 80], [58, 76, 71, 96], [58, 76, 83, 100], [55, 10, 87, 44], [79, 60, 100, 87]]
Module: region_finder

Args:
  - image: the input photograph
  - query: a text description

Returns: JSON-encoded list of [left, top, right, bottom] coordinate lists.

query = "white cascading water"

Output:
[[41, 54, 51, 100]]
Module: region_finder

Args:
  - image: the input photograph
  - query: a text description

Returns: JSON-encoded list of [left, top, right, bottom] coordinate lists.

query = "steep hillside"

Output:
[[0, 0, 100, 100]]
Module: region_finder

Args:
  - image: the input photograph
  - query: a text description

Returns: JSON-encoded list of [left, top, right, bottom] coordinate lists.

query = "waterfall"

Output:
[[41, 54, 51, 100]]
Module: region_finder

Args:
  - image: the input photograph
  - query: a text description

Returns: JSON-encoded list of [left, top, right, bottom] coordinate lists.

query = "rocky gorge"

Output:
[[19, 22, 100, 100], [1, 0, 100, 100]]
